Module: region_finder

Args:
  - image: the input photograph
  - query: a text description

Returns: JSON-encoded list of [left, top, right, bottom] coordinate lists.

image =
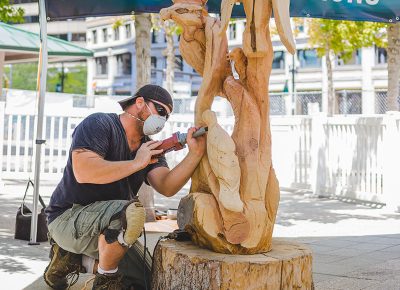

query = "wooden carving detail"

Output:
[[161, 0, 295, 254]]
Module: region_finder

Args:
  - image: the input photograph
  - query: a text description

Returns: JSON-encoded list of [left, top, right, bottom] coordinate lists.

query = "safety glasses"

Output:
[[150, 100, 170, 120]]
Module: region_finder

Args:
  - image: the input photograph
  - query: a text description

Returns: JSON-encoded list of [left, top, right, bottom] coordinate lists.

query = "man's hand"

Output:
[[187, 127, 206, 158], [147, 128, 206, 197], [134, 141, 163, 169]]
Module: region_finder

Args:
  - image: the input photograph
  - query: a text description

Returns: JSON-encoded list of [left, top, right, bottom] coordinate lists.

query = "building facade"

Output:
[[10, 0, 87, 46], [86, 17, 199, 98], [86, 17, 390, 115]]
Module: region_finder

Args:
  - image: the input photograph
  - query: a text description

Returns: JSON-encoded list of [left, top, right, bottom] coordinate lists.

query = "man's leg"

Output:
[[98, 234, 128, 271], [93, 199, 147, 289], [46, 199, 146, 289]]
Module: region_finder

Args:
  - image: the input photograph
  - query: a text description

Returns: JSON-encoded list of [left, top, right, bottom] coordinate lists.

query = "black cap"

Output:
[[118, 84, 173, 111]]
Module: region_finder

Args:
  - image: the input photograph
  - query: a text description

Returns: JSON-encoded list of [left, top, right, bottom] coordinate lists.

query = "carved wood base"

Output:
[[151, 239, 314, 290]]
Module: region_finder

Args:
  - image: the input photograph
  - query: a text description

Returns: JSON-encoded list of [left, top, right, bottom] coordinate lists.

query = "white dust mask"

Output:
[[142, 103, 167, 135]]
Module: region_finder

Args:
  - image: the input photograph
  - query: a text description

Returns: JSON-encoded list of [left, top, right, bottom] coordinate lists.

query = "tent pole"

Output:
[[29, 0, 48, 245]]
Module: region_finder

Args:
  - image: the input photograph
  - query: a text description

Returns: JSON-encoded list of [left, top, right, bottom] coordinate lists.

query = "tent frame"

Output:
[[30, 0, 48, 244]]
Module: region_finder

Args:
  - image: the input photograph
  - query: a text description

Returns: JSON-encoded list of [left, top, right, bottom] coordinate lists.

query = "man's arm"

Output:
[[147, 127, 206, 197], [147, 152, 202, 197], [72, 141, 163, 184]]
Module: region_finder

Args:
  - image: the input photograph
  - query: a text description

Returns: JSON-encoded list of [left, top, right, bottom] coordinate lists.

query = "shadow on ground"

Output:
[[0, 193, 50, 275], [275, 191, 399, 227]]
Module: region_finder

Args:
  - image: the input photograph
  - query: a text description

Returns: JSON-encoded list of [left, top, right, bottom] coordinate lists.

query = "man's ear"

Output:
[[134, 97, 146, 109], [272, 0, 296, 55]]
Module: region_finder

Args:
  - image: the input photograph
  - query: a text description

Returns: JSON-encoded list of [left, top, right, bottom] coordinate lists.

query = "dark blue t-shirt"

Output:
[[45, 113, 168, 224]]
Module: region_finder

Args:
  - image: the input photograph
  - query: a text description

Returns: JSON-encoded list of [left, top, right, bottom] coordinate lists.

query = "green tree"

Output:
[[4, 63, 87, 94], [0, 0, 24, 23], [47, 65, 87, 94], [308, 19, 386, 115], [1, 0, 24, 94]]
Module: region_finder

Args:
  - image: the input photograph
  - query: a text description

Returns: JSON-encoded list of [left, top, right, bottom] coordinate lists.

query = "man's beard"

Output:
[[136, 108, 146, 135]]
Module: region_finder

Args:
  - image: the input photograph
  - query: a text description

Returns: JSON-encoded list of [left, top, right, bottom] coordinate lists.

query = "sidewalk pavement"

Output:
[[0, 181, 399, 289]]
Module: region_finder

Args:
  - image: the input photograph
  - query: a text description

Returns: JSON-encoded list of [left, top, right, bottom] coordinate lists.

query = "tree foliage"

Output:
[[151, 13, 182, 37], [0, 0, 24, 23], [3, 63, 87, 94], [308, 19, 386, 63]]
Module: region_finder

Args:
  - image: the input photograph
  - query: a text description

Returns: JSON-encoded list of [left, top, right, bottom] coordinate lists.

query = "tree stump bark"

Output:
[[152, 239, 314, 290]]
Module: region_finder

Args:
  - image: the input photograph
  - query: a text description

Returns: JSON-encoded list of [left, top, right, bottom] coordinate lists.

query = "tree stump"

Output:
[[152, 239, 314, 290]]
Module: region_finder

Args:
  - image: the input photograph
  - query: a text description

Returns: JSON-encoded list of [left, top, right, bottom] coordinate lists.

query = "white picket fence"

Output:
[[1, 101, 400, 208]]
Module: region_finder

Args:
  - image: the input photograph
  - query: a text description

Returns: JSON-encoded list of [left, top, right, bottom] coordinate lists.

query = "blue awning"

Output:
[[46, 0, 400, 23]]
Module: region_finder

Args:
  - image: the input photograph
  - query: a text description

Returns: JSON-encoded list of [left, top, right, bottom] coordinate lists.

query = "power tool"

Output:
[[155, 127, 208, 157]]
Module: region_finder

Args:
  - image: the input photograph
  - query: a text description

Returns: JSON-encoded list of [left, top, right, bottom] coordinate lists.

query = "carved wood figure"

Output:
[[220, 0, 295, 57], [160, 0, 295, 254]]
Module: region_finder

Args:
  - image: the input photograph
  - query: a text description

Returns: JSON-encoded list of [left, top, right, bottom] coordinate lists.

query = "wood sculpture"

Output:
[[160, 0, 295, 254]]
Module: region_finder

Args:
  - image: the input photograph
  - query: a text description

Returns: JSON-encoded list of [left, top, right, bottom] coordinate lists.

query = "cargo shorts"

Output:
[[48, 200, 151, 290]]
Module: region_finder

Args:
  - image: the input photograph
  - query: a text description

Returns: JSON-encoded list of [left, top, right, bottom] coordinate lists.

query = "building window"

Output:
[[272, 51, 285, 69], [375, 46, 387, 65], [229, 23, 237, 40], [298, 49, 321, 68], [92, 30, 97, 44], [71, 33, 86, 42], [152, 30, 158, 43], [116, 53, 132, 75], [125, 24, 131, 38], [175, 55, 183, 71], [337, 49, 361, 66], [151, 57, 157, 78], [10, 0, 38, 3], [95, 57, 108, 75], [114, 27, 120, 41], [23, 15, 39, 23], [102, 28, 107, 43], [49, 34, 68, 41]]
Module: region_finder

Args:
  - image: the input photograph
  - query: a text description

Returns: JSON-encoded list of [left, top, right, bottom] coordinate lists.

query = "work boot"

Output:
[[120, 199, 146, 245], [91, 272, 125, 290], [43, 242, 86, 289]]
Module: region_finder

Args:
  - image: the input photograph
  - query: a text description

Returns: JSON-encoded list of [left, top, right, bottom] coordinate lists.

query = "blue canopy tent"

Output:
[[29, 0, 400, 244], [46, 0, 400, 23]]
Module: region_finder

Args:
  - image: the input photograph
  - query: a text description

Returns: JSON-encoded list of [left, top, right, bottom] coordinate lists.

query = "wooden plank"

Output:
[[15, 115, 22, 172], [56, 116, 64, 174], [6, 114, 13, 172], [23, 115, 30, 172], [48, 116, 56, 173], [0, 103, 5, 178], [40, 116, 47, 173]]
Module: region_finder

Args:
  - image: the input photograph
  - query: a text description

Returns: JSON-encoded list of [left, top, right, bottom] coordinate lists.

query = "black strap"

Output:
[[22, 179, 47, 209]]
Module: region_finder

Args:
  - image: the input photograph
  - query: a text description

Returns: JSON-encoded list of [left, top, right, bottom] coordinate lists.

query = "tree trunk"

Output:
[[325, 50, 335, 116], [135, 13, 152, 88], [135, 13, 156, 222], [152, 239, 314, 290], [163, 22, 175, 94], [387, 23, 400, 111]]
